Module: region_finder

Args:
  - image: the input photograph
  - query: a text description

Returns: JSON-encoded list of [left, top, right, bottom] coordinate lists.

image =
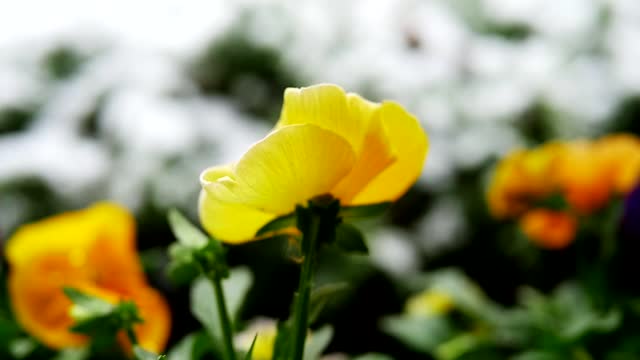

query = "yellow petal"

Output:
[[124, 286, 172, 353], [277, 84, 375, 153], [331, 112, 397, 203], [351, 101, 428, 204], [203, 124, 356, 215], [199, 124, 356, 243], [198, 189, 277, 244], [6, 202, 135, 268], [277, 85, 399, 203]]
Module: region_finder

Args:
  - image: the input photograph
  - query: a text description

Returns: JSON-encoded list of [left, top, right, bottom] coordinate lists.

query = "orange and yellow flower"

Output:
[[487, 134, 640, 248], [199, 84, 428, 243], [5, 203, 171, 353]]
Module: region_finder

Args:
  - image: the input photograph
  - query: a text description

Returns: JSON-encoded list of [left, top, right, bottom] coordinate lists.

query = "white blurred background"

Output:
[[1, 0, 639, 274]]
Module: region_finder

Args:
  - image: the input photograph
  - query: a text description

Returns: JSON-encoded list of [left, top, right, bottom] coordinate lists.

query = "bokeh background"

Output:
[[1, 0, 639, 359]]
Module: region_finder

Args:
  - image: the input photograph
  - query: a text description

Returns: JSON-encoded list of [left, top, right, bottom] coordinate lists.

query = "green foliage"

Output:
[[167, 209, 229, 283], [190, 268, 254, 358], [308, 282, 349, 325], [133, 346, 166, 360], [242, 334, 257, 360], [335, 223, 368, 254], [166, 332, 211, 360], [63, 287, 142, 338], [385, 269, 627, 359], [302, 326, 333, 360]]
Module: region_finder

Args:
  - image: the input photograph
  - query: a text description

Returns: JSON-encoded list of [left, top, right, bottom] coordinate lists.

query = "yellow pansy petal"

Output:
[[124, 286, 172, 353], [6, 202, 135, 268], [9, 262, 120, 349], [352, 101, 428, 204], [199, 190, 277, 244], [228, 124, 356, 214], [277, 84, 374, 153], [332, 113, 397, 203]]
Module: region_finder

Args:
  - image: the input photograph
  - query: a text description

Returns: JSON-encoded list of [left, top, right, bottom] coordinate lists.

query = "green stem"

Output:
[[291, 213, 322, 360], [126, 325, 138, 346], [211, 275, 237, 360]]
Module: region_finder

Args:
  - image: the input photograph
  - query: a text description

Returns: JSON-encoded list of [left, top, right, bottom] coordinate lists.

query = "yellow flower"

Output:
[[518, 209, 577, 249], [555, 140, 614, 214], [487, 143, 563, 218], [5, 203, 171, 353], [597, 134, 640, 194], [405, 290, 454, 317], [199, 84, 428, 243], [234, 318, 278, 360]]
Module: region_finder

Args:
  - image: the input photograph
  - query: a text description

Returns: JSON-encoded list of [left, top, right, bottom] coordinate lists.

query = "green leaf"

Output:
[[256, 213, 296, 237], [511, 351, 566, 360], [352, 354, 394, 360], [519, 282, 622, 341], [167, 332, 212, 360], [167, 243, 202, 285], [52, 348, 90, 360], [381, 315, 454, 354], [243, 334, 258, 360], [133, 345, 166, 360], [309, 283, 348, 324], [8, 338, 37, 359], [272, 321, 292, 360], [63, 287, 114, 321], [191, 267, 254, 348], [339, 202, 390, 219], [64, 288, 142, 341], [335, 223, 368, 254], [168, 209, 209, 249], [416, 269, 501, 322], [435, 333, 485, 360], [303, 326, 333, 360]]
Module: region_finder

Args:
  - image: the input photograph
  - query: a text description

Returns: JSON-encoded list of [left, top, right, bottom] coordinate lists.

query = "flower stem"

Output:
[[211, 275, 237, 360], [125, 325, 138, 346], [290, 197, 340, 360], [291, 213, 321, 360]]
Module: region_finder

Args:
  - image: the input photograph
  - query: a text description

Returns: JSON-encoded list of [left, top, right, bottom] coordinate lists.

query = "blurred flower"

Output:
[[519, 209, 577, 249], [405, 289, 454, 317], [5, 203, 170, 353], [488, 134, 640, 248], [234, 318, 278, 360], [557, 135, 640, 213], [199, 84, 428, 243], [487, 142, 564, 218]]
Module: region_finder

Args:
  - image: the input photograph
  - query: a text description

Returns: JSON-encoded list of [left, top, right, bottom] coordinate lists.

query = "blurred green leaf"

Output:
[[9, 338, 37, 359], [511, 351, 566, 360], [167, 243, 202, 285], [335, 224, 368, 254], [519, 283, 622, 342], [352, 354, 394, 360], [191, 267, 254, 351], [381, 315, 454, 354], [435, 333, 485, 360], [52, 348, 90, 360], [168, 209, 209, 248], [63, 287, 143, 345], [64, 287, 114, 322], [339, 202, 390, 219], [420, 269, 502, 322], [133, 345, 166, 360], [303, 325, 333, 360], [167, 332, 212, 360], [309, 282, 348, 324], [243, 334, 258, 360]]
